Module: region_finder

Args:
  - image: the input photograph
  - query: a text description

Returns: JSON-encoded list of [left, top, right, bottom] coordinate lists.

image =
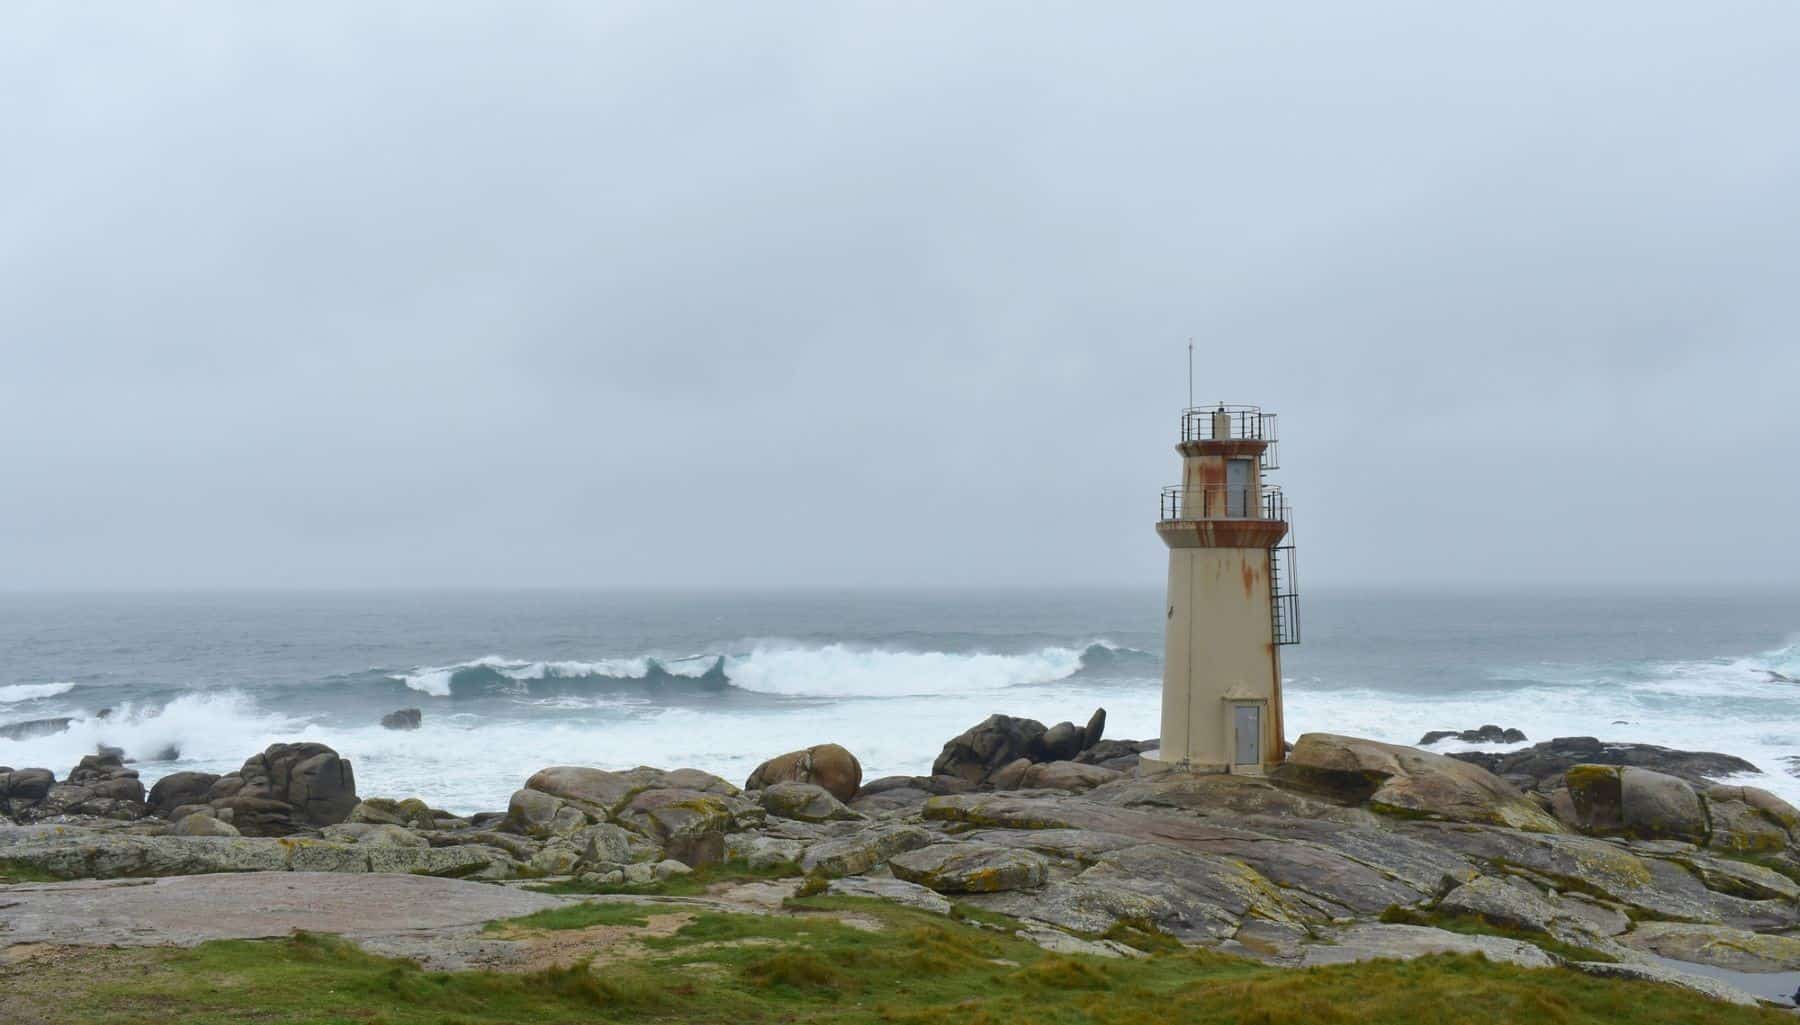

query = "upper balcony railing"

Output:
[[1159, 484, 1288, 523], [1180, 404, 1279, 470]]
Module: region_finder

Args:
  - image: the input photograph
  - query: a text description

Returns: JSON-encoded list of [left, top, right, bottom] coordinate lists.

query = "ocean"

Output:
[[2, 589, 1798, 816]]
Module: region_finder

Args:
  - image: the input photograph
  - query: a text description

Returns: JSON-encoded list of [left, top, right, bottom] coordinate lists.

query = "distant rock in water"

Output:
[[381, 708, 422, 731], [1418, 725, 1527, 746], [1449, 737, 1759, 793]]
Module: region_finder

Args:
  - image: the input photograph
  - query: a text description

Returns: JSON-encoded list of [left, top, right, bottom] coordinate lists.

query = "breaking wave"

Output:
[[0, 681, 76, 703], [389, 641, 1148, 700], [0, 691, 306, 773]]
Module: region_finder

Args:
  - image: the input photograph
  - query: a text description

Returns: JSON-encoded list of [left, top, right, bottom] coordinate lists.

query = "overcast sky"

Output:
[[3, 3, 1796, 591]]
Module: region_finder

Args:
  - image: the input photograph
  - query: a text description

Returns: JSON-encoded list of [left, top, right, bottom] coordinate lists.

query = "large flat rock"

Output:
[[0, 872, 564, 948]]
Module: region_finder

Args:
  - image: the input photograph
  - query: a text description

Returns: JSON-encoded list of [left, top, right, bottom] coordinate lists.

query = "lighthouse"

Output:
[[1142, 404, 1299, 775]]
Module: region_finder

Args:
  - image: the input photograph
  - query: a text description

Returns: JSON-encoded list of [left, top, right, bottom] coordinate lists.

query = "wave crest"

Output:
[[0, 681, 76, 703], [0, 691, 304, 771], [389, 641, 1146, 700]]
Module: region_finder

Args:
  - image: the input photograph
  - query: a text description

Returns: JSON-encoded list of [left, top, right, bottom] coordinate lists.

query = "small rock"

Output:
[[988, 758, 1034, 790], [1437, 875, 1556, 934], [888, 841, 1049, 893], [1082, 708, 1107, 750], [801, 825, 934, 878], [758, 781, 864, 823], [1301, 923, 1556, 969], [170, 812, 240, 837], [1016, 761, 1123, 792], [1038, 722, 1086, 762], [576, 823, 634, 867], [528, 841, 581, 876], [348, 797, 437, 831], [380, 708, 422, 731], [726, 833, 806, 870], [745, 744, 863, 803], [1418, 725, 1527, 746], [1567, 960, 1762, 1007], [322, 823, 429, 848], [826, 876, 954, 914], [652, 859, 693, 880]]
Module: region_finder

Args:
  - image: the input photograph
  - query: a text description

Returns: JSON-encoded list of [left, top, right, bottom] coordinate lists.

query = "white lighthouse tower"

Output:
[[1142, 404, 1299, 775]]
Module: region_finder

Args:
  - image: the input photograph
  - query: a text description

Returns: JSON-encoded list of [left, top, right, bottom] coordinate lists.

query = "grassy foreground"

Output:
[[7, 895, 1789, 1025]]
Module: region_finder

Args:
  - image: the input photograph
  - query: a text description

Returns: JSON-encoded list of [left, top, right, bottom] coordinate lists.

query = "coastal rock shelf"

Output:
[[5, 717, 1800, 1007]]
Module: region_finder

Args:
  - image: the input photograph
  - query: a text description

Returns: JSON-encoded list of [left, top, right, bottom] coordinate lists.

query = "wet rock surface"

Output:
[[6, 722, 1800, 1008]]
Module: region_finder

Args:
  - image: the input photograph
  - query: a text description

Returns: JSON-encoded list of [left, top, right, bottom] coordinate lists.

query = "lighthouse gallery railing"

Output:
[[1158, 484, 1288, 523]]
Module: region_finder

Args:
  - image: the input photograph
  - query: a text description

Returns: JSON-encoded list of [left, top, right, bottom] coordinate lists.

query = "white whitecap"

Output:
[[721, 642, 1090, 698], [0, 681, 76, 703]]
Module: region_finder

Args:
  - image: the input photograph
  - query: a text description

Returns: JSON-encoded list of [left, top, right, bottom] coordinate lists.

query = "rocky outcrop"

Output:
[[235, 743, 358, 827], [1275, 733, 1561, 832], [932, 709, 1108, 785], [1418, 725, 1526, 745], [380, 708, 422, 730], [934, 714, 1049, 785], [1450, 737, 1758, 792], [506, 764, 760, 869], [744, 743, 863, 803], [30, 754, 146, 820], [134, 743, 362, 837], [1556, 765, 1800, 855]]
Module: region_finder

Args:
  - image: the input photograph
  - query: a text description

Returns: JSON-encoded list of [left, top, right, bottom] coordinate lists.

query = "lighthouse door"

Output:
[[1226, 459, 1253, 517], [1233, 704, 1261, 767]]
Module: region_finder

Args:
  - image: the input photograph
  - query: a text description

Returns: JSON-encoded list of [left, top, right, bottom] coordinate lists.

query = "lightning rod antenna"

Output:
[[1187, 338, 1194, 410]]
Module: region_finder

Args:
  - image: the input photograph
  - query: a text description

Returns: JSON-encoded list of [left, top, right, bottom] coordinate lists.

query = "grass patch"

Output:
[[1379, 906, 1619, 963], [1714, 849, 1800, 886], [0, 858, 60, 884], [17, 901, 1794, 1024], [523, 857, 800, 897], [1092, 916, 1184, 954], [484, 901, 656, 932], [948, 901, 1028, 930]]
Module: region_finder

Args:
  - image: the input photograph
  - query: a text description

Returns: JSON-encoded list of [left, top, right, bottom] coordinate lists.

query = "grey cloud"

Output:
[[3, 3, 1796, 589]]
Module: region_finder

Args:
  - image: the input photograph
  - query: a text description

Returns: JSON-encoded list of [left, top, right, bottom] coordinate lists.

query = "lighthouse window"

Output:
[[1226, 459, 1253, 517]]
